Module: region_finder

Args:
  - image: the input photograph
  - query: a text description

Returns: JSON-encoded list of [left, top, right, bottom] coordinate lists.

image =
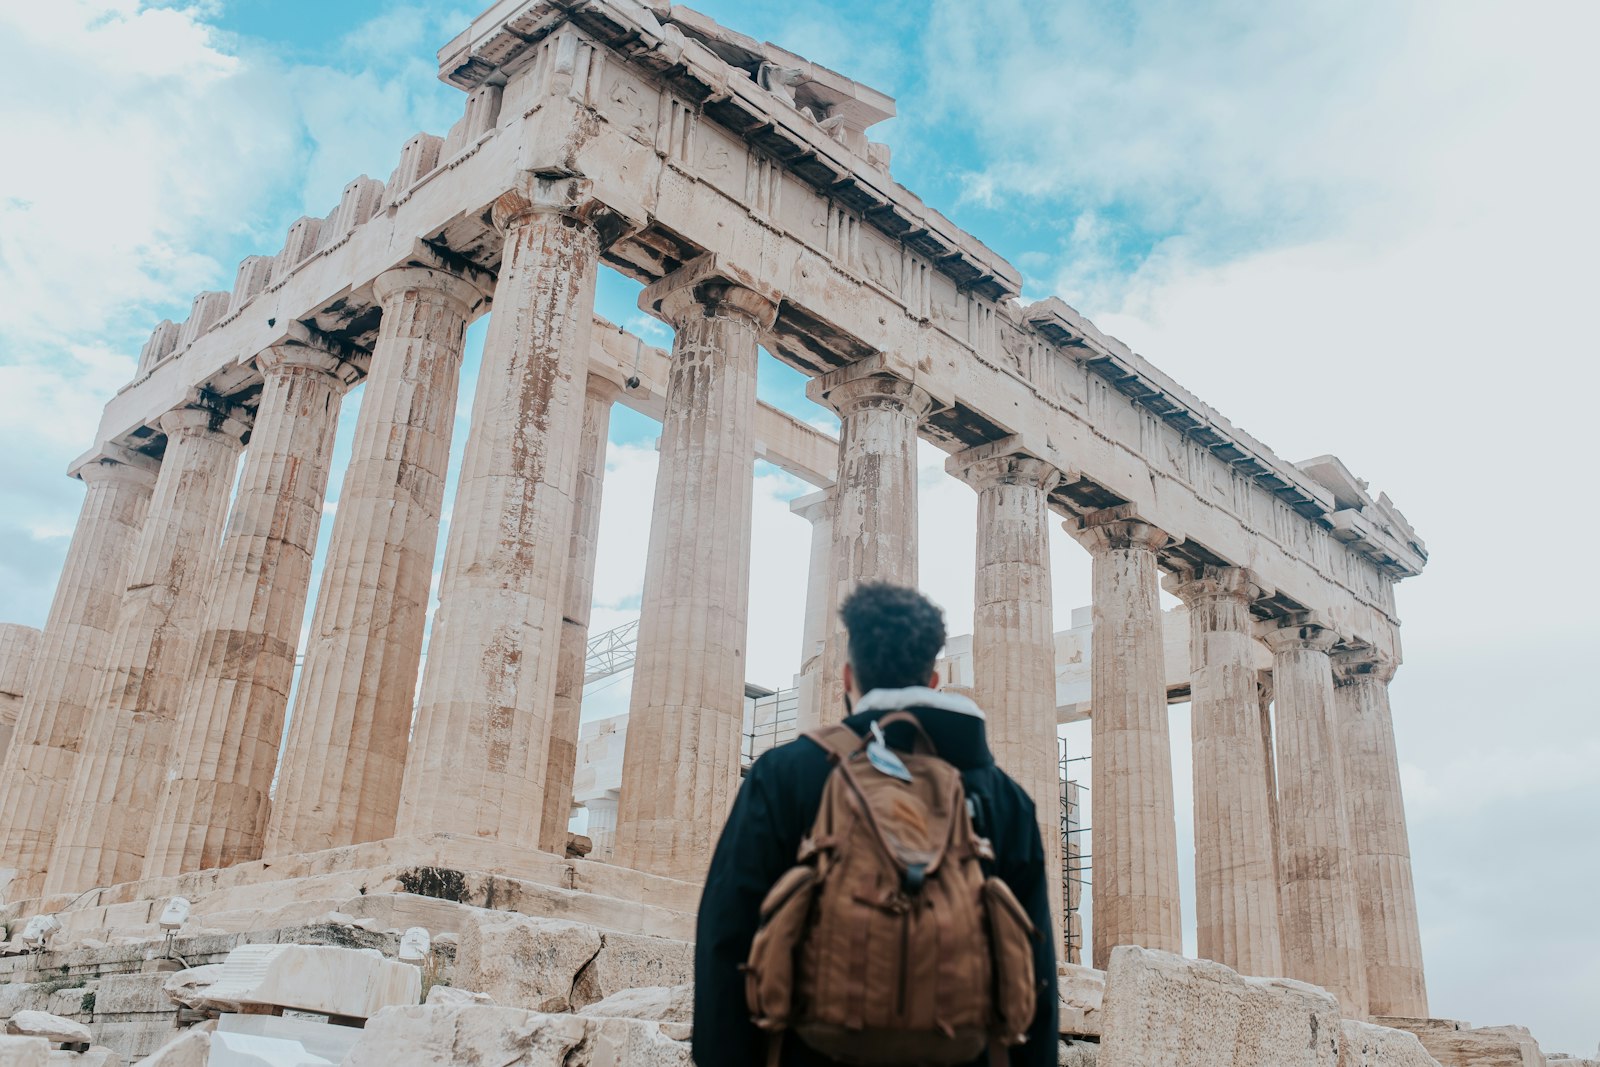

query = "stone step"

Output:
[[2, 833, 699, 947]]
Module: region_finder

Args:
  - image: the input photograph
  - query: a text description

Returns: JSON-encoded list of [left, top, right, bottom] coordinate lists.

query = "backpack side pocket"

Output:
[[981, 876, 1038, 1044], [746, 864, 819, 1032]]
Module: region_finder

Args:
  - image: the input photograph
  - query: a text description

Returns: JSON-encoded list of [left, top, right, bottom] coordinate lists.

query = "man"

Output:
[[694, 582, 1059, 1066]]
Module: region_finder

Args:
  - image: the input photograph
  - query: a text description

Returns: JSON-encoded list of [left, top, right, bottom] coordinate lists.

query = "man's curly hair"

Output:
[[839, 582, 947, 694]]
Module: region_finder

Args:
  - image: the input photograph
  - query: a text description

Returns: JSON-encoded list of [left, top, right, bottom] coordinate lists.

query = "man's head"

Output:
[[838, 582, 946, 701]]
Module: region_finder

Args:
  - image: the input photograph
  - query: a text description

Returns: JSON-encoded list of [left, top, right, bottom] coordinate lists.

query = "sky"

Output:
[[1, 0, 1597, 1052]]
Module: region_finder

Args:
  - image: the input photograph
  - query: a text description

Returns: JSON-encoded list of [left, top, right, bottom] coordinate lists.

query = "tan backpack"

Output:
[[744, 711, 1037, 1066]]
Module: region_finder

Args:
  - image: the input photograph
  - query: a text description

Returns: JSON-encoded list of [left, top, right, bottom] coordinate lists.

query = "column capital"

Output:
[[1165, 564, 1271, 606], [254, 327, 366, 387], [946, 435, 1062, 494], [1332, 648, 1398, 685], [1068, 504, 1173, 555], [158, 405, 250, 444], [640, 253, 781, 331], [69, 443, 160, 487], [789, 486, 835, 526], [584, 373, 624, 405], [373, 264, 492, 318], [492, 173, 636, 233], [1260, 613, 1340, 655], [805, 361, 935, 421]]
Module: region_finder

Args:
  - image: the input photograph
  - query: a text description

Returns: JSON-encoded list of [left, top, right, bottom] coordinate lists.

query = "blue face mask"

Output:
[[866, 719, 913, 783]]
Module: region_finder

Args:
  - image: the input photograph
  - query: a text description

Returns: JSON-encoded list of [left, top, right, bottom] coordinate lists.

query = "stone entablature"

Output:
[[84, 0, 1419, 669]]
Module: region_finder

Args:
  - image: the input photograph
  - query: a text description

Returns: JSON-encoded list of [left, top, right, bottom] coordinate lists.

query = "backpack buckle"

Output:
[[901, 862, 927, 893]]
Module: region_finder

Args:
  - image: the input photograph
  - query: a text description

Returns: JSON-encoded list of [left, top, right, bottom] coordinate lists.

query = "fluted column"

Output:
[[144, 339, 359, 878], [0, 625, 42, 762], [806, 365, 932, 714], [614, 255, 778, 880], [539, 375, 620, 855], [0, 451, 155, 900], [789, 487, 834, 732], [1257, 670, 1281, 869], [1334, 649, 1427, 1017], [397, 178, 609, 844], [1266, 615, 1368, 1016], [1169, 566, 1282, 976], [265, 266, 488, 857], [585, 792, 619, 860], [47, 408, 247, 893], [1070, 505, 1182, 966], [951, 441, 1063, 946]]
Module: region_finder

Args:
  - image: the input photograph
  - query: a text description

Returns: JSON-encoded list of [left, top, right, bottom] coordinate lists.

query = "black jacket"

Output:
[[693, 690, 1060, 1066]]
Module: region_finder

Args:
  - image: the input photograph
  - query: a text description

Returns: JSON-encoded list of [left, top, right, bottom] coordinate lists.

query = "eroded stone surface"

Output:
[[5, 1011, 93, 1044], [1059, 1040, 1099, 1067], [341, 1005, 586, 1067], [1058, 963, 1105, 1037], [48, 1049, 121, 1067], [454, 912, 601, 1013], [1387, 1022, 1549, 1067], [0, 1036, 49, 1067], [576, 984, 691, 1024], [201, 944, 420, 1018], [1340, 1019, 1444, 1067], [129, 1029, 208, 1067], [161, 966, 231, 1013], [424, 987, 494, 1008], [1098, 946, 1340, 1067], [571, 932, 693, 1010]]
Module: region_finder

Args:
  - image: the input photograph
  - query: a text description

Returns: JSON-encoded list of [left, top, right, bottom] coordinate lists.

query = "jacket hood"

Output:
[[851, 686, 984, 719], [840, 687, 994, 771]]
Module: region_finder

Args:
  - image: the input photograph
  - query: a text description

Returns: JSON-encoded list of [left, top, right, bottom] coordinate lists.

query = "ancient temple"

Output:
[[3, 3, 1564, 1066]]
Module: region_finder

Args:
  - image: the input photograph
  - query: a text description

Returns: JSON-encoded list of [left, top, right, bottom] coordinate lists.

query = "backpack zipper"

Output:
[[898, 906, 910, 1018]]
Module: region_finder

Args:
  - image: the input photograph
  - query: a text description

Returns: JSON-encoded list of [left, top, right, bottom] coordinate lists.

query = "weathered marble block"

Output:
[[201, 945, 419, 1019], [0, 1036, 49, 1067], [1098, 945, 1341, 1067]]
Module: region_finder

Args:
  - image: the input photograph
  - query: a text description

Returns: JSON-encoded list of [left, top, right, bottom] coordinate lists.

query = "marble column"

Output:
[[1266, 615, 1368, 1016], [789, 487, 834, 732], [1257, 670, 1282, 894], [584, 791, 619, 860], [265, 266, 488, 857], [47, 407, 247, 893], [0, 624, 42, 762], [144, 339, 359, 878], [951, 441, 1063, 946], [613, 255, 778, 880], [0, 450, 156, 901], [396, 178, 607, 844], [806, 365, 932, 714], [1071, 505, 1183, 966], [538, 375, 619, 855], [1170, 566, 1283, 976], [1334, 649, 1428, 1018]]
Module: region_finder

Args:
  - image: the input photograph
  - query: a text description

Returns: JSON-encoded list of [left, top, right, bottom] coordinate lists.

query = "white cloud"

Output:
[[0, 1, 473, 630], [911, 0, 1599, 1050]]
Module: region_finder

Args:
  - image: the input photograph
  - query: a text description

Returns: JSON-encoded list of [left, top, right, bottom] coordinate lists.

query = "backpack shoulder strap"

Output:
[[805, 723, 865, 763]]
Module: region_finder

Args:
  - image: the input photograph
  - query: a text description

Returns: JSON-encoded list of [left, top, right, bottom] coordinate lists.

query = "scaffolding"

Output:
[[1061, 738, 1090, 965], [743, 686, 799, 768], [583, 618, 640, 684]]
